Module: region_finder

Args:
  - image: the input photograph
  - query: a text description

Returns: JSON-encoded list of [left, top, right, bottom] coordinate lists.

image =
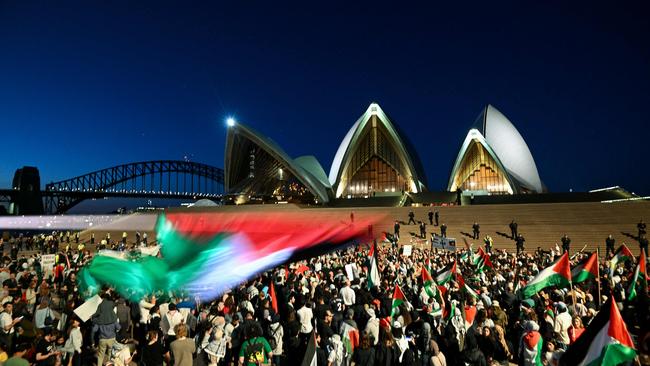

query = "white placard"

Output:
[[430, 235, 457, 251], [41, 254, 56, 276], [73, 295, 103, 322], [345, 263, 358, 281], [314, 262, 322, 272], [345, 264, 354, 281], [403, 245, 412, 256]]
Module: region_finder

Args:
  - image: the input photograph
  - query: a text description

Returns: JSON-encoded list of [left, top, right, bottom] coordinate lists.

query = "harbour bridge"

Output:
[[0, 160, 224, 214]]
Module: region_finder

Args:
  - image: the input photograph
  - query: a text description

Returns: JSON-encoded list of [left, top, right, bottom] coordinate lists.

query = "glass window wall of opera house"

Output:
[[222, 102, 544, 205]]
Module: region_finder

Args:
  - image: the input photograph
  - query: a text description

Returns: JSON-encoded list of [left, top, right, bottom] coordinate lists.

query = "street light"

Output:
[[226, 117, 236, 127]]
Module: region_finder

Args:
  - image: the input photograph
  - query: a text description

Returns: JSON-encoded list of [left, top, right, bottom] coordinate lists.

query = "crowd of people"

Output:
[[0, 218, 647, 366]]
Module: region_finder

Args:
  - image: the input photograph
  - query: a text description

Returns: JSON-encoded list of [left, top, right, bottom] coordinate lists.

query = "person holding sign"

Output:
[[0, 303, 22, 352]]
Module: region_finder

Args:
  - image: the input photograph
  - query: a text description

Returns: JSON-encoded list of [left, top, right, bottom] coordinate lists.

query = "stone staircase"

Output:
[[11, 201, 649, 257]]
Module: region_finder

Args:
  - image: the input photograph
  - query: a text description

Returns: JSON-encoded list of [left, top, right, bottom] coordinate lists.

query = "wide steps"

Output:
[[8, 201, 646, 257]]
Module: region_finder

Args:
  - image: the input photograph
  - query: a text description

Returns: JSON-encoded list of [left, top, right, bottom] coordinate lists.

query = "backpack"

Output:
[[243, 337, 266, 365], [266, 324, 279, 351]]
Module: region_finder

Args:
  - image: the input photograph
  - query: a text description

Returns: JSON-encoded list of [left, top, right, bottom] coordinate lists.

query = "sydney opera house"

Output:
[[223, 102, 545, 205]]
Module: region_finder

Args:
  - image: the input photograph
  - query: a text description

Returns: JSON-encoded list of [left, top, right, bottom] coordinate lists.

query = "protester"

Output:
[[0, 224, 646, 366]]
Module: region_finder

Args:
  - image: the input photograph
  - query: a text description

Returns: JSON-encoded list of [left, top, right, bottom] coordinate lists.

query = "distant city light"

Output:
[[226, 117, 236, 127]]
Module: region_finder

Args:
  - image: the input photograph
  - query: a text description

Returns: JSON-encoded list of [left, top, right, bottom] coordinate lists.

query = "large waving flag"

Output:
[[520, 253, 572, 299], [474, 247, 493, 273], [367, 242, 381, 289], [559, 299, 636, 366], [572, 252, 599, 284], [78, 211, 381, 301], [436, 261, 457, 285], [610, 244, 634, 269], [628, 249, 648, 301]]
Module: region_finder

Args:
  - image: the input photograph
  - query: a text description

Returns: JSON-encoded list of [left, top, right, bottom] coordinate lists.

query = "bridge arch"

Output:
[[44, 160, 224, 213]]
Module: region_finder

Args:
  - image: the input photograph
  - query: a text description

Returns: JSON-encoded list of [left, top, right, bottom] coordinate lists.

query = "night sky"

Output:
[[1, 1, 649, 196]]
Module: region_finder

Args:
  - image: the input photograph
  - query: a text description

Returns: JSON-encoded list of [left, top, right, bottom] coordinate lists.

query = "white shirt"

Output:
[[296, 306, 313, 334], [165, 310, 184, 335], [340, 286, 356, 306], [1, 312, 14, 334], [139, 299, 155, 324], [554, 311, 572, 344]]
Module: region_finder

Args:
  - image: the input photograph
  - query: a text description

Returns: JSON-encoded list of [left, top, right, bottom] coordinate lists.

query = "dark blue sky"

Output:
[[1, 1, 649, 195]]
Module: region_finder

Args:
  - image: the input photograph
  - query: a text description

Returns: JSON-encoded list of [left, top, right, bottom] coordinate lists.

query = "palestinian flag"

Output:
[[628, 249, 648, 301], [391, 284, 411, 318], [422, 267, 444, 316], [422, 266, 437, 297], [442, 300, 456, 322], [460, 243, 473, 263], [79, 211, 381, 302], [610, 244, 634, 269], [464, 304, 477, 329], [474, 247, 493, 273], [520, 252, 572, 299], [340, 321, 360, 355], [559, 299, 636, 366], [456, 273, 480, 299], [301, 331, 318, 366], [522, 327, 544, 366], [367, 242, 381, 289], [572, 252, 599, 284], [425, 257, 433, 275], [436, 261, 457, 285]]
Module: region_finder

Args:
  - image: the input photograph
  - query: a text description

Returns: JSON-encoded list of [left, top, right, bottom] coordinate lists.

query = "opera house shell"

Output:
[[447, 105, 544, 195], [224, 123, 332, 204], [329, 103, 427, 198]]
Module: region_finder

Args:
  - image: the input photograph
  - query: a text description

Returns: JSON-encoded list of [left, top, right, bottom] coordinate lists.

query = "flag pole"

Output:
[[596, 247, 602, 310], [570, 279, 577, 314]]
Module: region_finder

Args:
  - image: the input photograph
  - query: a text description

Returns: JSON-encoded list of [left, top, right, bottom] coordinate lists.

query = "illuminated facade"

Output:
[[448, 105, 544, 195], [223, 103, 543, 205], [329, 103, 427, 198], [224, 123, 331, 203]]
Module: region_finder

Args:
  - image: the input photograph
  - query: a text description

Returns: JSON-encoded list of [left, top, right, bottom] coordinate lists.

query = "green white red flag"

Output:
[[422, 266, 444, 317], [340, 321, 360, 356], [559, 299, 636, 366], [436, 261, 457, 285], [442, 300, 456, 322], [571, 252, 599, 284], [455, 273, 480, 299], [301, 331, 318, 366], [609, 244, 634, 269], [367, 242, 381, 289], [391, 284, 411, 318], [628, 248, 648, 301], [422, 266, 437, 297], [520, 252, 572, 298], [474, 247, 493, 273], [460, 243, 473, 263], [522, 329, 544, 366]]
